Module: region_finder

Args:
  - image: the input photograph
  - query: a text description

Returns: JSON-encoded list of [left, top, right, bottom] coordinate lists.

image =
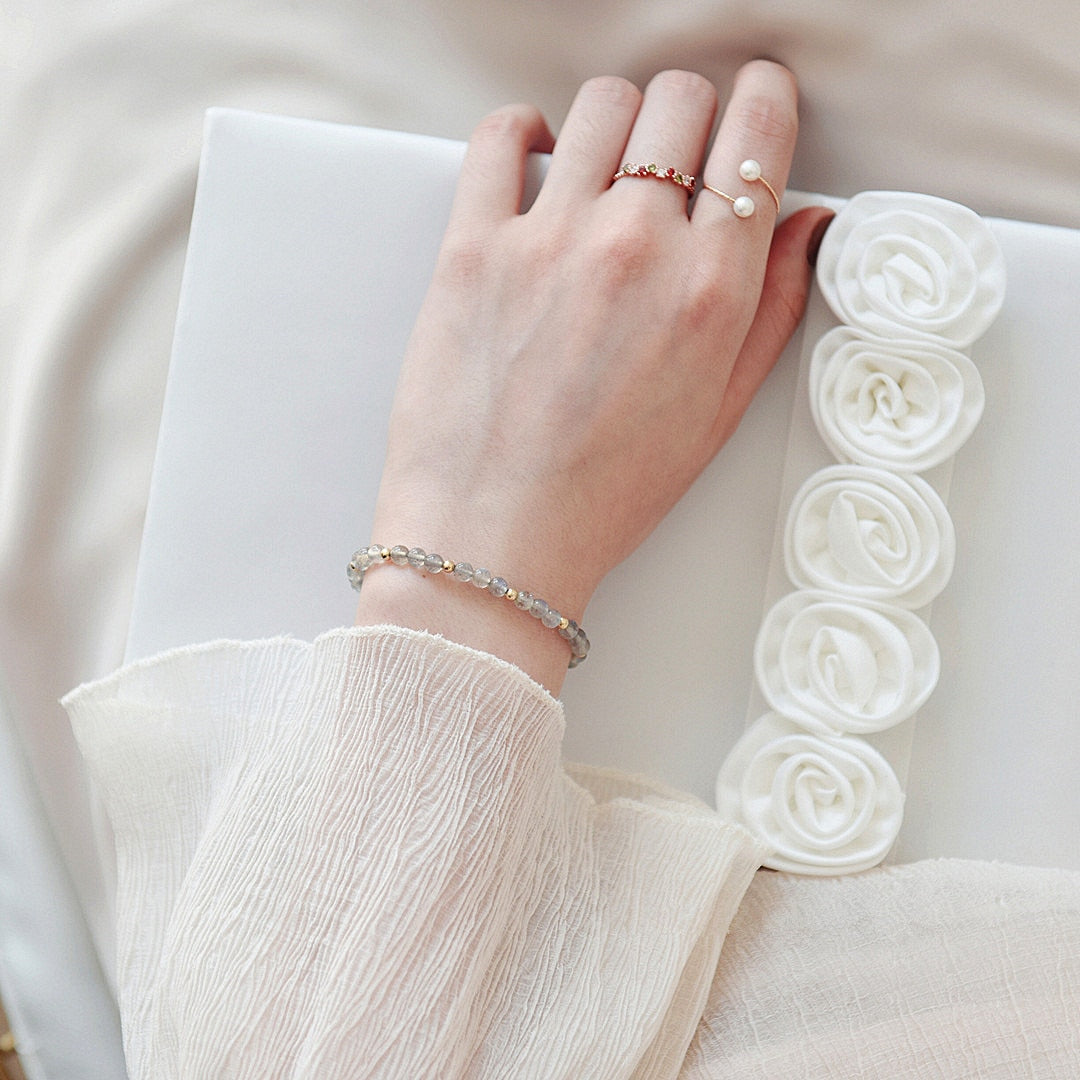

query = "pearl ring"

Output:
[[702, 159, 781, 218]]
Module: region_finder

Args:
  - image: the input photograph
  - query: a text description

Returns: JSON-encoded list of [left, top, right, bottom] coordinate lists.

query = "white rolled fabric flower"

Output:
[[716, 712, 904, 874], [815, 191, 1006, 347], [785, 465, 955, 609], [809, 326, 984, 472], [755, 590, 939, 735]]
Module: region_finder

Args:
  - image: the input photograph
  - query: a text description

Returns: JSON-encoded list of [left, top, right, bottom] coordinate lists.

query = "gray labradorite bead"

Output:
[[347, 556, 365, 591]]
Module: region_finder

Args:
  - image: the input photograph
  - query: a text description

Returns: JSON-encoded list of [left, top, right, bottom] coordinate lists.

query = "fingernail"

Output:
[[806, 211, 834, 267]]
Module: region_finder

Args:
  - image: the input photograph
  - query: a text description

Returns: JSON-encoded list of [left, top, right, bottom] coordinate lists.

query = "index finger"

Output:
[[450, 103, 556, 224]]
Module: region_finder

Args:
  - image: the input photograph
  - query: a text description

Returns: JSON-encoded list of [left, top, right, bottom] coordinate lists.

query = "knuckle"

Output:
[[578, 74, 642, 111], [734, 91, 798, 145], [681, 278, 728, 334], [437, 225, 494, 285], [740, 58, 797, 92], [592, 212, 660, 277], [649, 69, 718, 111], [681, 265, 752, 332], [470, 102, 543, 144]]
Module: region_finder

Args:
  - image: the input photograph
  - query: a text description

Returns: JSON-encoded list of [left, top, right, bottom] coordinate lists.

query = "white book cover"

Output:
[[128, 109, 1080, 869]]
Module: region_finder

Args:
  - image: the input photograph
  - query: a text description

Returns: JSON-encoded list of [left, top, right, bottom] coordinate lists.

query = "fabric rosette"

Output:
[[755, 590, 939, 736], [814, 190, 1006, 347], [784, 465, 955, 609], [809, 325, 984, 472], [716, 712, 904, 874]]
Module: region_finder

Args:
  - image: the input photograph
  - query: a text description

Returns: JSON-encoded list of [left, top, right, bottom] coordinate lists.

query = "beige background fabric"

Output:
[[5, 1, 1080, 944], [2, 2, 1080, 1075]]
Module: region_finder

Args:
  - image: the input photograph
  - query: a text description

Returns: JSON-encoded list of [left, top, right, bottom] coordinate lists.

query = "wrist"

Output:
[[351, 544, 590, 695]]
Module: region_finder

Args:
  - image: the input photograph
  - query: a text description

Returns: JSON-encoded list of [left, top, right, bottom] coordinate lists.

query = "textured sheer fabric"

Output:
[[64, 627, 766, 1078], [63, 626, 1080, 1077]]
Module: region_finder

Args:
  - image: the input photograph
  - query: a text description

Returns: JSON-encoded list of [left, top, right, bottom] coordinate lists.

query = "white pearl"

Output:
[[733, 195, 756, 218], [739, 158, 762, 181]]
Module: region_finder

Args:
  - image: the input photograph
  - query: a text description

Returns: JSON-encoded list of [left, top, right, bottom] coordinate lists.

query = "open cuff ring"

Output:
[[702, 159, 781, 218], [613, 162, 696, 193]]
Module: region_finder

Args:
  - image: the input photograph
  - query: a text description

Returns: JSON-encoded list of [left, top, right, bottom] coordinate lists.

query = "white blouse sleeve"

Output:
[[63, 625, 766, 1079]]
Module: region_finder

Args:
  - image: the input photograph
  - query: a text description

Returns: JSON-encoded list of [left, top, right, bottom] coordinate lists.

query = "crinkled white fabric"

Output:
[[63, 626, 766, 1079], [683, 860, 1080, 1077], [63, 627, 1080, 1075]]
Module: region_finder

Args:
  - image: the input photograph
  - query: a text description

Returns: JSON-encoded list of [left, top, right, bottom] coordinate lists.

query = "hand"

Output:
[[357, 61, 833, 693]]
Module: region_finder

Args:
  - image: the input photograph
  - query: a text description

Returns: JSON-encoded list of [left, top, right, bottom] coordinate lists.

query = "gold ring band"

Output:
[[612, 162, 696, 194]]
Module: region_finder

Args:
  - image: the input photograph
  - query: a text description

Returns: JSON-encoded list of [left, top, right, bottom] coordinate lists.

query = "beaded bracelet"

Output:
[[348, 544, 591, 667]]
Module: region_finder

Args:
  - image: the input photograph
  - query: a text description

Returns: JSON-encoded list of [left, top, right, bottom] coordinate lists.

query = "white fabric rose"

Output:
[[755, 590, 939, 735], [716, 711, 904, 874], [814, 190, 1006, 347], [809, 326, 984, 471], [784, 465, 955, 609]]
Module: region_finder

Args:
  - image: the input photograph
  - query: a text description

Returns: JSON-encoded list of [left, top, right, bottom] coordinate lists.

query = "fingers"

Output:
[[451, 103, 554, 223], [532, 76, 642, 209], [693, 60, 798, 248], [537, 70, 717, 216], [606, 70, 717, 213], [711, 206, 835, 448], [453, 63, 796, 235]]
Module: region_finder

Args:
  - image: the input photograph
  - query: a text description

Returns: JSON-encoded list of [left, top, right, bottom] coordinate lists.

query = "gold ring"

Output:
[[612, 162, 696, 194]]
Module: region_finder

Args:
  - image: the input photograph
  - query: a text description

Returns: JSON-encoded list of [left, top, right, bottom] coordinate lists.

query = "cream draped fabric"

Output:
[[63, 626, 1080, 1077], [690, 862, 1080, 1077], [7, 5, 1080, 1072]]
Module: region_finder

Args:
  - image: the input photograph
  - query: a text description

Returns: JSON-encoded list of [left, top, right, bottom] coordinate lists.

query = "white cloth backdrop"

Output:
[[2, 2, 1080, 1075]]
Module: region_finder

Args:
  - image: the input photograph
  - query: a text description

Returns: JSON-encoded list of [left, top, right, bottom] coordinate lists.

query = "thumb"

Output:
[[713, 205, 835, 447]]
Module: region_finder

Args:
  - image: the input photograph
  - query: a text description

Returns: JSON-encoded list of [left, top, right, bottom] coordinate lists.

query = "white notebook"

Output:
[[128, 109, 1080, 870]]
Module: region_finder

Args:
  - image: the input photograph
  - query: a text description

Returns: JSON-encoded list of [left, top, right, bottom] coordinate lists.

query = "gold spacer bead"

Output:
[[558, 617, 570, 630], [379, 547, 390, 559], [506, 587, 518, 602], [0, 1032, 16, 1054], [443, 560, 454, 573]]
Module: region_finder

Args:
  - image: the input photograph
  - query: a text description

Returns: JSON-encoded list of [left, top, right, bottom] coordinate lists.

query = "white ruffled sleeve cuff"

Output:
[[64, 625, 765, 1078]]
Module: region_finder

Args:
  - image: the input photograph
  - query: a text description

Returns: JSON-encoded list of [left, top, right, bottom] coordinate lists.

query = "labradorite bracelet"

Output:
[[348, 544, 590, 667]]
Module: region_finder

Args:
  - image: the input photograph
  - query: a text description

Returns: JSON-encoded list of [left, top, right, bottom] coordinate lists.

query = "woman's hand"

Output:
[[357, 61, 833, 693]]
